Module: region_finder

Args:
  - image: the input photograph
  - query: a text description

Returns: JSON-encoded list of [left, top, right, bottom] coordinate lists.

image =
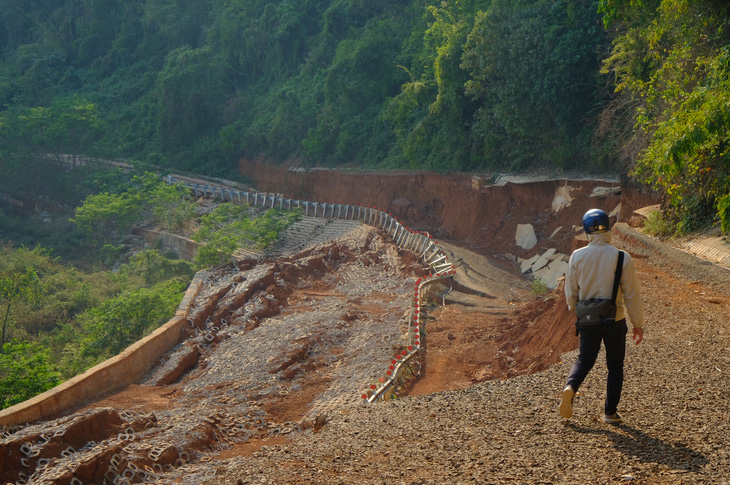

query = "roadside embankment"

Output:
[[239, 160, 658, 261]]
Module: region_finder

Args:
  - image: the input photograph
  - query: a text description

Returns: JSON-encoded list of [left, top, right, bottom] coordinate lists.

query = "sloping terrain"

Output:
[[1, 172, 729, 484]]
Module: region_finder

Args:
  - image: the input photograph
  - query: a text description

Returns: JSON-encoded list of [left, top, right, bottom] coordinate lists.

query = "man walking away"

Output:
[[560, 209, 644, 424]]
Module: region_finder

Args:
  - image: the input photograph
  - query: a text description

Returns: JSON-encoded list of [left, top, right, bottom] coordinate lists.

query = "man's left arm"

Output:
[[621, 253, 644, 329], [564, 255, 579, 312]]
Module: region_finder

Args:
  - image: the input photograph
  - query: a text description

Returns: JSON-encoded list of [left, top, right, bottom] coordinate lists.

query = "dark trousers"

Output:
[[567, 319, 628, 415]]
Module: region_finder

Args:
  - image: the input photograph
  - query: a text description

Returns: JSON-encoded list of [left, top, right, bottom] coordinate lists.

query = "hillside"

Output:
[[1, 173, 729, 483], [1, 0, 728, 253], [0, 0, 610, 172]]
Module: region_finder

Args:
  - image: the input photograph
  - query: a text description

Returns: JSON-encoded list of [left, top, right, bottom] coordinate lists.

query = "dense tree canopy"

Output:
[[0, 0, 728, 232], [599, 0, 730, 233], [192, 203, 302, 267]]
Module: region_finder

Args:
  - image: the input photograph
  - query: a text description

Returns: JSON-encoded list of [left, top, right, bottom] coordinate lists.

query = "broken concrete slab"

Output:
[[590, 186, 622, 198], [534, 259, 569, 290], [633, 204, 661, 220], [532, 248, 557, 273], [520, 254, 540, 273]]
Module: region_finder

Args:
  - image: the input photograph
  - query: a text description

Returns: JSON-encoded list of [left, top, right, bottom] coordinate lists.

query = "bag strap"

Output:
[[611, 251, 624, 305]]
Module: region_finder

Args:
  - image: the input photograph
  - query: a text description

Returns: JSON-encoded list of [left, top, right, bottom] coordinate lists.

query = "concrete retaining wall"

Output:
[[133, 227, 201, 261]]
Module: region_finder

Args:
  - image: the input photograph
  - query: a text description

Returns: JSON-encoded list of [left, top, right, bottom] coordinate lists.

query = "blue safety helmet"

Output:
[[582, 209, 610, 234]]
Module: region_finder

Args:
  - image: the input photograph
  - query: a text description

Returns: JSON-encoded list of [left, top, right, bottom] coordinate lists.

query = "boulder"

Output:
[[515, 224, 537, 250], [552, 185, 573, 213]]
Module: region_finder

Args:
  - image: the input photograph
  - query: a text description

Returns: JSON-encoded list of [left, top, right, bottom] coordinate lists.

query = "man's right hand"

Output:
[[632, 327, 644, 345]]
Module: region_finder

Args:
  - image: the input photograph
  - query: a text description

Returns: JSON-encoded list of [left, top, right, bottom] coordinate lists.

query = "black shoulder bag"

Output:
[[574, 251, 624, 333]]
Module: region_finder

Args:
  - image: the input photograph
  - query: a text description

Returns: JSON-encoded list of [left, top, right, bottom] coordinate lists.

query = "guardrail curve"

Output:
[[165, 174, 455, 402]]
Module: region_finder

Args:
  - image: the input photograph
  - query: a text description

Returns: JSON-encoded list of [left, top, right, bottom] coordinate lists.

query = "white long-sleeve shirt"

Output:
[[565, 232, 644, 328]]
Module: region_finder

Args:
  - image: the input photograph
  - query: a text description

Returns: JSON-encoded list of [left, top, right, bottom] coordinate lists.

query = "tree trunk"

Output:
[[1, 301, 11, 354]]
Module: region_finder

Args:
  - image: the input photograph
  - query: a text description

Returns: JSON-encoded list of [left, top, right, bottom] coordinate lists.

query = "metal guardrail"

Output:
[[164, 174, 455, 402], [362, 269, 455, 402]]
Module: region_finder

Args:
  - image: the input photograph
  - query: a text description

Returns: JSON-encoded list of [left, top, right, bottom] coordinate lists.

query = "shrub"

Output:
[[642, 211, 676, 238], [78, 279, 186, 362], [530, 277, 549, 297], [0, 341, 60, 409]]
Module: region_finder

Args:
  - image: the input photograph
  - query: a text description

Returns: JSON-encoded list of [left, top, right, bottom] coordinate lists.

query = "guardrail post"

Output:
[[423, 244, 438, 261], [411, 234, 420, 251], [408, 231, 418, 249], [397, 226, 407, 246], [416, 235, 427, 254], [404, 229, 412, 248]]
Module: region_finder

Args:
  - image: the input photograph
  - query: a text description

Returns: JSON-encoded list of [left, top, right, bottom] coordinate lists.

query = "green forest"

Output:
[[0, 0, 729, 407], [0, 0, 728, 232]]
